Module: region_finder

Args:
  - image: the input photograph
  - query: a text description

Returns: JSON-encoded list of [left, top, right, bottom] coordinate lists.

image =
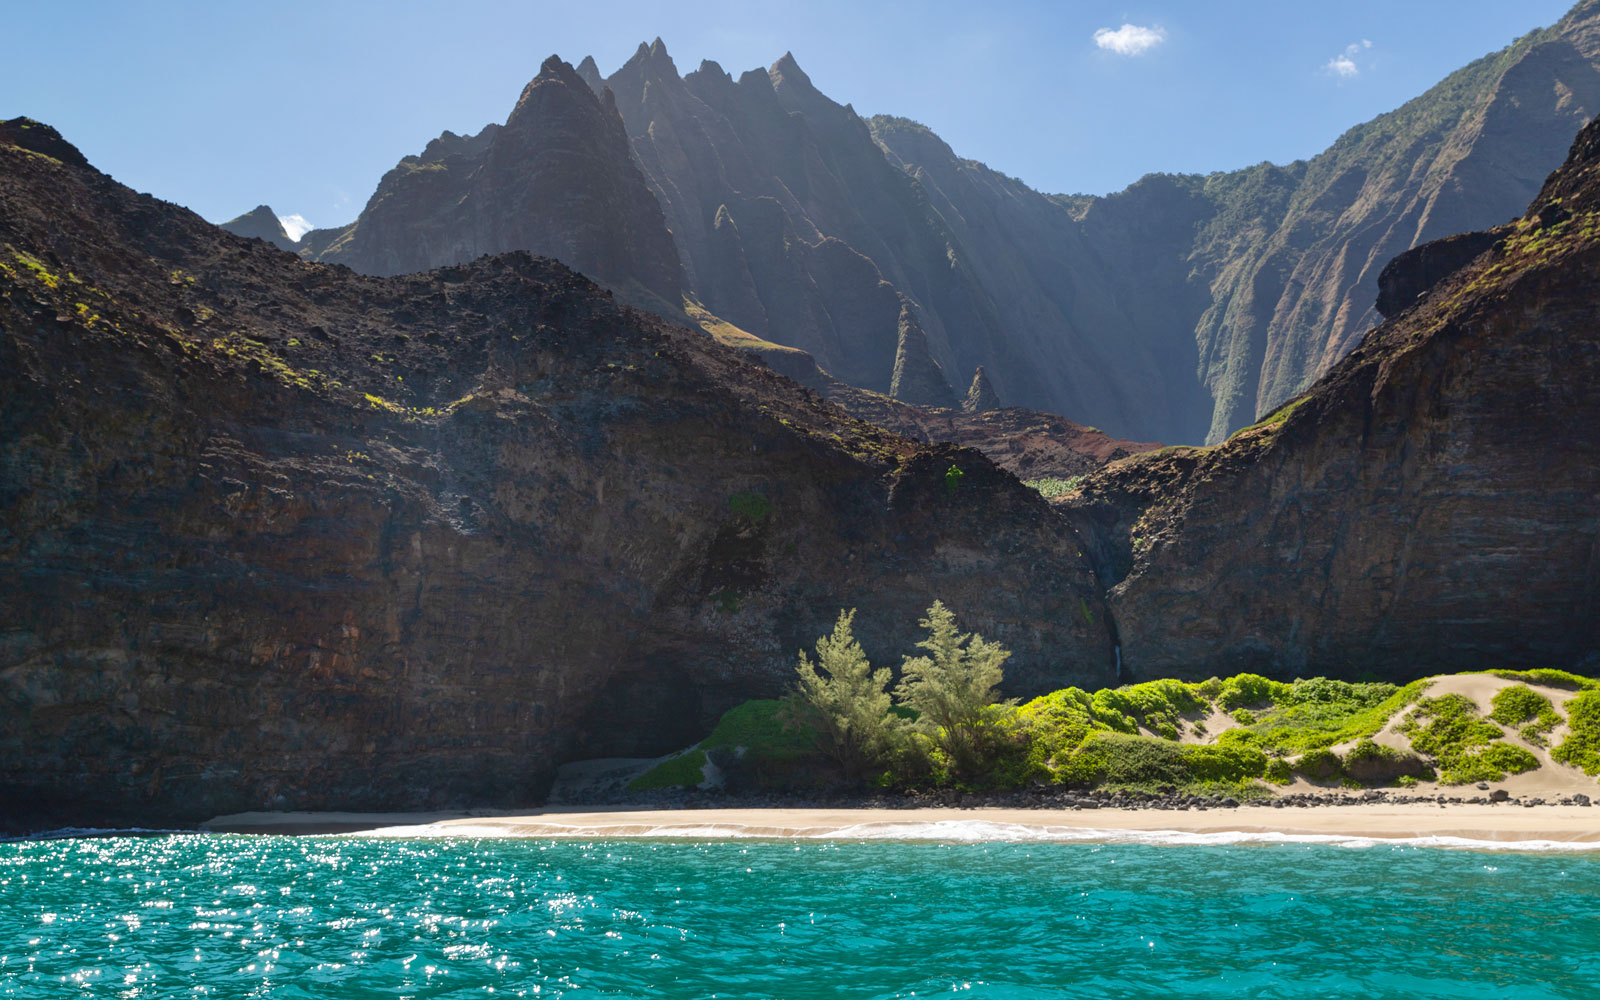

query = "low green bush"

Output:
[[1214, 673, 1291, 710], [1340, 738, 1430, 784], [1293, 747, 1344, 781], [1552, 690, 1600, 775], [1488, 684, 1562, 747], [1401, 694, 1540, 784]]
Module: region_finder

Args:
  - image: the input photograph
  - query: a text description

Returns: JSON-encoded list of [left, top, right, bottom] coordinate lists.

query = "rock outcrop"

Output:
[[0, 120, 1115, 828], [963, 366, 1001, 413], [220, 205, 297, 252], [888, 302, 956, 408], [1063, 113, 1600, 680]]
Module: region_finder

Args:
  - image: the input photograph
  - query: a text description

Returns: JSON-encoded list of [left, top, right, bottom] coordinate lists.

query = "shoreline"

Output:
[[194, 803, 1600, 849]]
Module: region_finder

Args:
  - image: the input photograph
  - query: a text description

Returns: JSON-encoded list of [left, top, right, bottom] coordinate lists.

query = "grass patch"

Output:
[[627, 750, 708, 791], [1022, 476, 1083, 499]]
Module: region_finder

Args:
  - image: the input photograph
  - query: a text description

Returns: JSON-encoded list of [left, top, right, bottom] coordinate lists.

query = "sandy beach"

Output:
[[200, 803, 1600, 847]]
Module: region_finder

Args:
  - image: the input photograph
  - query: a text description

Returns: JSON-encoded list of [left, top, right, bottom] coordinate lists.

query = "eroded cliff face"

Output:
[[1063, 116, 1600, 680], [0, 120, 1114, 827], [309, 57, 682, 304]]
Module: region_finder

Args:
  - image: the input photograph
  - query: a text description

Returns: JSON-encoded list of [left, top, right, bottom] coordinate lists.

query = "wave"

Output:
[[353, 817, 1600, 853]]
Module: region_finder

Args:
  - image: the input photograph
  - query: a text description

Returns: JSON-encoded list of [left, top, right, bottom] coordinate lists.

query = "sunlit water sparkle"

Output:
[[1, 832, 1596, 998]]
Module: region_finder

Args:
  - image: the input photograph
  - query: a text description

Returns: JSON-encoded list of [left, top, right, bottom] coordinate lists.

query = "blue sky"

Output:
[[2, 1, 1577, 235]]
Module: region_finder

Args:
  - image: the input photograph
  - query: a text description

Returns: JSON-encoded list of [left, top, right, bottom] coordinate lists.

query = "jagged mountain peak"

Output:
[[769, 51, 814, 92], [508, 56, 592, 127], [219, 204, 296, 251], [575, 55, 603, 92]]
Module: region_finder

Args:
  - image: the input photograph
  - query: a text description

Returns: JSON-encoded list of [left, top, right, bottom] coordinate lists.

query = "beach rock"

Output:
[[1490, 789, 1512, 803]]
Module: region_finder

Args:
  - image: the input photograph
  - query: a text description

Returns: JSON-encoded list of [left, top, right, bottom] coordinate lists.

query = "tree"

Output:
[[785, 609, 898, 782], [894, 600, 1011, 775]]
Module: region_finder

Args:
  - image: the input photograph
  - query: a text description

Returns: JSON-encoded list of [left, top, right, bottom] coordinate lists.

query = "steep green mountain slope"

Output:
[[1061, 111, 1600, 679], [877, 0, 1600, 441]]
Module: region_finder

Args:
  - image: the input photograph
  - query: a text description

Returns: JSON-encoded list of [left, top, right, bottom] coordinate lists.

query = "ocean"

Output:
[[1, 828, 1596, 998]]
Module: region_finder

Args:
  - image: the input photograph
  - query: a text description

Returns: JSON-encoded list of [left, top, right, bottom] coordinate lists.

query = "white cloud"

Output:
[[1325, 40, 1372, 79], [278, 213, 314, 241], [1093, 23, 1166, 56]]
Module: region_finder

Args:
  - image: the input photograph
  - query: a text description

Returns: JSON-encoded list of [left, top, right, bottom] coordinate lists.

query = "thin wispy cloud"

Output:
[[1093, 23, 1166, 57], [1325, 39, 1372, 79], [278, 213, 314, 241]]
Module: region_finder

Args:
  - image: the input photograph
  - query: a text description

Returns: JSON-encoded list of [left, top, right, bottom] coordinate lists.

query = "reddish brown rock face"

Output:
[[1065, 117, 1600, 680], [0, 120, 1114, 827]]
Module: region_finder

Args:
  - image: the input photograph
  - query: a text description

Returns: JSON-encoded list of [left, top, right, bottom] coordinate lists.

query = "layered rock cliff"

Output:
[[0, 119, 1115, 827], [1064, 115, 1600, 679]]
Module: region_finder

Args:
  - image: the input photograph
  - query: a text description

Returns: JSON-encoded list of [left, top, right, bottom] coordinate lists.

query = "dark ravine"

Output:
[[1063, 114, 1600, 680], [0, 119, 1114, 828]]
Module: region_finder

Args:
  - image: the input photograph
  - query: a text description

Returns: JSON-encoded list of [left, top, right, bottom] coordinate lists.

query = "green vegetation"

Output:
[[785, 610, 898, 780], [894, 601, 1011, 777], [1022, 476, 1083, 499], [1489, 684, 1562, 747], [943, 465, 965, 495], [1399, 694, 1538, 784], [727, 490, 772, 522], [1552, 690, 1600, 776], [631, 599, 1597, 794], [628, 749, 707, 791]]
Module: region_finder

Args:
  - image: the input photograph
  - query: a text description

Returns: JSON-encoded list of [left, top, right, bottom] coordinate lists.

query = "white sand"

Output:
[[201, 803, 1600, 847]]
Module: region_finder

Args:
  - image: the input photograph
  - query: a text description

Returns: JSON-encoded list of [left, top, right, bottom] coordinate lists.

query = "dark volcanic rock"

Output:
[[0, 127, 1115, 828], [219, 205, 297, 252], [1064, 114, 1600, 679], [1375, 229, 1500, 319], [888, 302, 956, 408], [963, 366, 1001, 413], [316, 56, 682, 305]]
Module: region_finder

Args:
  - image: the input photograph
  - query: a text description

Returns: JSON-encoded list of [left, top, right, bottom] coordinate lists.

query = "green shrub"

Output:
[[1401, 694, 1540, 784], [1059, 731, 1266, 790], [1264, 758, 1293, 785], [1093, 678, 1205, 738], [1340, 738, 1430, 784], [1294, 747, 1344, 781], [1552, 690, 1600, 775], [1215, 673, 1291, 710], [1484, 668, 1600, 691], [1488, 684, 1562, 747], [1232, 708, 1256, 725]]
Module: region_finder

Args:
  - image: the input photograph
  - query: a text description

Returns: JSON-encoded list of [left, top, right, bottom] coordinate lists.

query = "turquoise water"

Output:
[[0, 833, 1596, 998]]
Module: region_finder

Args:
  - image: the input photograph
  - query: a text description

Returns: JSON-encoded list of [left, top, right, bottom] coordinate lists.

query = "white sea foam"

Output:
[[354, 818, 1600, 853]]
